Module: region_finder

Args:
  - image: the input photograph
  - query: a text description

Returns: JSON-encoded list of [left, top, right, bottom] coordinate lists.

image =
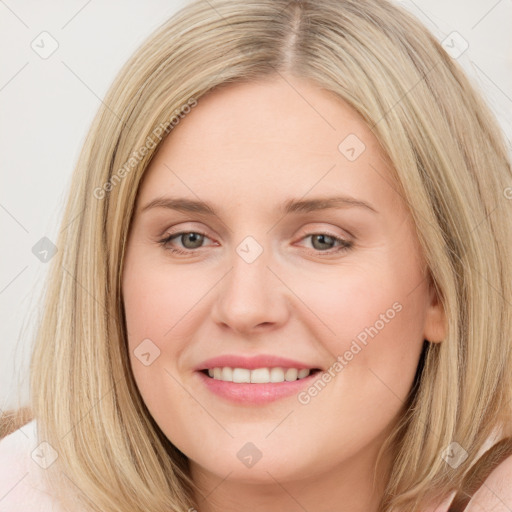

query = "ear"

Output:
[[423, 278, 446, 343]]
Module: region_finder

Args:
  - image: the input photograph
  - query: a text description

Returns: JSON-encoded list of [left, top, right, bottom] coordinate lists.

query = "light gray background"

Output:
[[1, 0, 511, 411]]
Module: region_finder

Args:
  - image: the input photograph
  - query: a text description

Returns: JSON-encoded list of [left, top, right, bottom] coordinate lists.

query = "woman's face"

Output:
[[122, 75, 445, 495]]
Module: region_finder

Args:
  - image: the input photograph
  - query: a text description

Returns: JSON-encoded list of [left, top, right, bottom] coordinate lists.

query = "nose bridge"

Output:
[[234, 234, 269, 290], [212, 233, 287, 332]]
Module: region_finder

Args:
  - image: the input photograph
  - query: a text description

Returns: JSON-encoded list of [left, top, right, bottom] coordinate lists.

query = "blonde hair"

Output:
[[23, 0, 512, 510]]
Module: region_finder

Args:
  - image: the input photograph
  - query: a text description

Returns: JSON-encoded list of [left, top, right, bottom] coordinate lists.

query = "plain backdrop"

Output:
[[1, 0, 511, 412]]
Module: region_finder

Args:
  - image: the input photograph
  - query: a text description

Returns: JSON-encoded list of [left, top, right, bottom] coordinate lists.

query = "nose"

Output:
[[210, 242, 290, 335]]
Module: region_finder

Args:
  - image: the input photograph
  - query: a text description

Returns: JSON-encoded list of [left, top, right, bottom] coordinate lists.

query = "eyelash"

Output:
[[157, 230, 353, 256]]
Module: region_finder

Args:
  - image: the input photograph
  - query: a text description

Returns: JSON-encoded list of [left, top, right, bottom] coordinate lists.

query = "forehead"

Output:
[[136, 75, 403, 217]]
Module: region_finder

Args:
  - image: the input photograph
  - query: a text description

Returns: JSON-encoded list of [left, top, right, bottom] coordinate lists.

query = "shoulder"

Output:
[[425, 452, 512, 512], [465, 451, 512, 511], [0, 420, 61, 512]]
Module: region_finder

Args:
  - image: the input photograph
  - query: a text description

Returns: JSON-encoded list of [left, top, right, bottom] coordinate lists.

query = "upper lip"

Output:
[[195, 354, 322, 371]]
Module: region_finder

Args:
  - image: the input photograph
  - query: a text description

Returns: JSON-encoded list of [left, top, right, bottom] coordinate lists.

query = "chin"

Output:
[[190, 447, 316, 484]]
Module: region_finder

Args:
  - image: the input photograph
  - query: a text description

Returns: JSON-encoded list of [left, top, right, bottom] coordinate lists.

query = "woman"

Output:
[[1, 0, 511, 511]]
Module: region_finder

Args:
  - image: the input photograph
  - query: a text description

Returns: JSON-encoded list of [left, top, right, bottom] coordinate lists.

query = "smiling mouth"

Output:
[[200, 367, 322, 384]]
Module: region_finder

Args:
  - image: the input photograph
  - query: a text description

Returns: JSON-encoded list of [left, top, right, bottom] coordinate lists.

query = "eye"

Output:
[[157, 230, 353, 256], [158, 231, 214, 255], [299, 233, 353, 255]]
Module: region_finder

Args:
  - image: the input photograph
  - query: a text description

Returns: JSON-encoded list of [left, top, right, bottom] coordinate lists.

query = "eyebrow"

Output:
[[139, 195, 378, 216]]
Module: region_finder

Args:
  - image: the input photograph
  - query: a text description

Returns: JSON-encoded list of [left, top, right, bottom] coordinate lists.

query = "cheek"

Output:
[[123, 257, 204, 342], [287, 267, 427, 450], [122, 256, 205, 441], [293, 259, 427, 391], [122, 256, 193, 393]]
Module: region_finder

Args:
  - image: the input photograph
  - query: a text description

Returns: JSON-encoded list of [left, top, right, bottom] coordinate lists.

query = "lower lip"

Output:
[[195, 370, 321, 405]]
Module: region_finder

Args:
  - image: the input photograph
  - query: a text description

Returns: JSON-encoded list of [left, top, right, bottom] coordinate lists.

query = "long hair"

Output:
[[23, 0, 512, 510]]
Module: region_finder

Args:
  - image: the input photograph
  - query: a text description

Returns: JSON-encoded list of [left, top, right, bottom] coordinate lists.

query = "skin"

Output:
[[121, 73, 446, 512]]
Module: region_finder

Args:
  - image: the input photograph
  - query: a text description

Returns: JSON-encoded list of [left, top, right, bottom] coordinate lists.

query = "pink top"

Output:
[[0, 420, 63, 512], [1, 421, 510, 511]]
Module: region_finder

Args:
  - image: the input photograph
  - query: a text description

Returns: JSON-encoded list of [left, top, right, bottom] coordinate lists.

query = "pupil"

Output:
[[183, 233, 203, 249], [313, 234, 333, 250]]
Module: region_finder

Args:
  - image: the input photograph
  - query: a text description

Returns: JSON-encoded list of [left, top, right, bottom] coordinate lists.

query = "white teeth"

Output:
[[221, 367, 233, 381], [205, 367, 312, 383], [285, 368, 298, 381], [250, 368, 270, 383], [232, 368, 251, 383], [298, 368, 310, 379], [270, 367, 285, 382]]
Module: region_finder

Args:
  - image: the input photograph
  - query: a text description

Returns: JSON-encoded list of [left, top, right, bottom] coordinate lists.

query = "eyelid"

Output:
[[295, 223, 354, 241], [160, 229, 216, 246], [160, 222, 352, 241], [158, 221, 212, 238]]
